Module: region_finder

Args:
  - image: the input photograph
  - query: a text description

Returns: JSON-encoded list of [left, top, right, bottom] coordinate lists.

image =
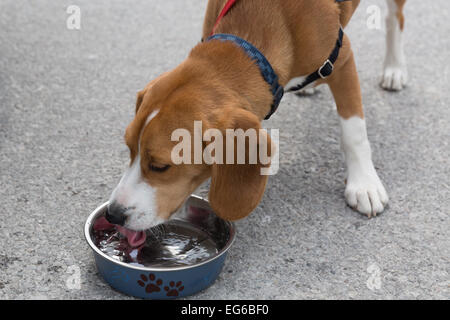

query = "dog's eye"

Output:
[[149, 163, 170, 173]]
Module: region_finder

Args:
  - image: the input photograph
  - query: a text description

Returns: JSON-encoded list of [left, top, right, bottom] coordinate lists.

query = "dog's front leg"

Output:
[[328, 52, 389, 217]]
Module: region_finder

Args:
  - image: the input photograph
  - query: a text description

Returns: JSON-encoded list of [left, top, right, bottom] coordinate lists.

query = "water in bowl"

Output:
[[93, 219, 219, 268]]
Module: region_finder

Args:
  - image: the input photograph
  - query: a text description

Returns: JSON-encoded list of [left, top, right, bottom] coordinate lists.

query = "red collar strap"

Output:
[[210, 0, 238, 36]]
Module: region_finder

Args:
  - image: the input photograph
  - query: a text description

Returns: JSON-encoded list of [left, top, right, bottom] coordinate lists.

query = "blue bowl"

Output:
[[84, 195, 236, 299]]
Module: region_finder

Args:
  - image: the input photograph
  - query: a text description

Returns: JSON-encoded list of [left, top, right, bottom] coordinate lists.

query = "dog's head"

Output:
[[107, 56, 274, 231]]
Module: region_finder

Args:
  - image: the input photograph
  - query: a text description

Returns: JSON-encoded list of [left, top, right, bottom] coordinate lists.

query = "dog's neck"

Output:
[[203, 0, 293, 84], [190, 1, 293, 120], [188, 41, 274, 120]]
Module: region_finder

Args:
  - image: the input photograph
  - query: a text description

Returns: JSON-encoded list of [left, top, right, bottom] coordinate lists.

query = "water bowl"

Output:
[[84, 195, 236, 299]]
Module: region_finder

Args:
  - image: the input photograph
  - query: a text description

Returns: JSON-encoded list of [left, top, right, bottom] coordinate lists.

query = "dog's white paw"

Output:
[[345, 173, 389, 218], [381, 66, 408, 91]]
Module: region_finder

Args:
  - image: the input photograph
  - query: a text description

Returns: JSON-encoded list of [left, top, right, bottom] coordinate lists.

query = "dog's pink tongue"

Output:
[[94, 217, 146, 247], [115, 225, 146, 247]]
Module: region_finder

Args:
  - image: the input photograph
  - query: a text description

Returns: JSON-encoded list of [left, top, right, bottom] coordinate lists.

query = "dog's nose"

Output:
[[105, 202, 126, 226]]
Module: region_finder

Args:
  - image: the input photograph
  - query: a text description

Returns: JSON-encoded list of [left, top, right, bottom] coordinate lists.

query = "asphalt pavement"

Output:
[[0, 0, 449, 299]]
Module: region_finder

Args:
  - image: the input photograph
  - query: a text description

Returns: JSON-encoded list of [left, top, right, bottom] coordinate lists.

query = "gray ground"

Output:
[[0, 0, 449, 300]]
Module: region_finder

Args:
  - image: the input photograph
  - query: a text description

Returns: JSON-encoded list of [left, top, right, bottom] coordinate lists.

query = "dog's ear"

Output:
[[208, 108, 273, 221], [135, 72, 170, 114]]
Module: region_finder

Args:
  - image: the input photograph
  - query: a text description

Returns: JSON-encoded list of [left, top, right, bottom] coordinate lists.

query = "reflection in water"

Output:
[[94, 219, 219, 267]]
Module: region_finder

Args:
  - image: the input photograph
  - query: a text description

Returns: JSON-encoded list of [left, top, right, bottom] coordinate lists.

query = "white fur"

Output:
[[340, 116, 389, 217], [294, 87, 318, 96], [143, 109, 160, 129], [109, 109, 163, 230], [381, 0, 407, 91]]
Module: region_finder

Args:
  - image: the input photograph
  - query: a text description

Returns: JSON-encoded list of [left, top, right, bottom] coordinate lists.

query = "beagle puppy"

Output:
[[106, 0, 407, 232]]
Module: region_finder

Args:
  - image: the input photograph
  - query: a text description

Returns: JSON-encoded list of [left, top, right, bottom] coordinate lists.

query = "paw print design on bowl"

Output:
[[137, 273, 163, 293], [164, 281, 184, 297]]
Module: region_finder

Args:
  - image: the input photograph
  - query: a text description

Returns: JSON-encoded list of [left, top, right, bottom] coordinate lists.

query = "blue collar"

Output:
[[207, 33, 284, 120]]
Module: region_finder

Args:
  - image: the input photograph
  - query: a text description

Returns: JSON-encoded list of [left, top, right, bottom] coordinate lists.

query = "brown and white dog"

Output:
[[106, 0, 407, 231]]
